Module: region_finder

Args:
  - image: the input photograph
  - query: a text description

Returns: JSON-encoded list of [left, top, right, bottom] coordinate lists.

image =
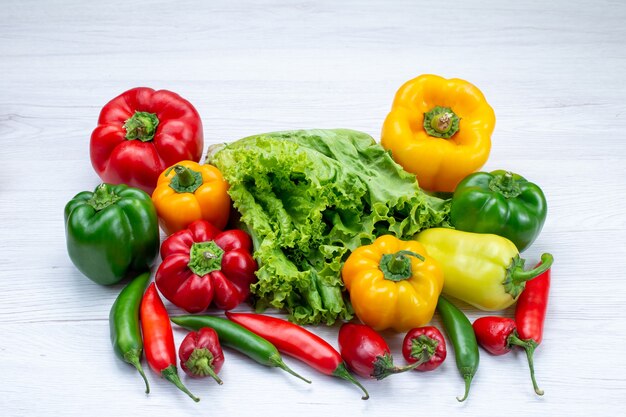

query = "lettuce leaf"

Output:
[[209, 129, 450, 325]]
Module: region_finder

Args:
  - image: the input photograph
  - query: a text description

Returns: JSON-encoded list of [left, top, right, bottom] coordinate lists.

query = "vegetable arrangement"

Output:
[[64, 78, 555, 403]]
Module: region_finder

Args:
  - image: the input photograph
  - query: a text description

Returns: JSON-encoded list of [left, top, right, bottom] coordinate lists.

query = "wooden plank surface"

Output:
[[1, 0, 625, 416]]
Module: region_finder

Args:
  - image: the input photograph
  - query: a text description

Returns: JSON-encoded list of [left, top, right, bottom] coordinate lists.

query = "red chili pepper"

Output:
[[338, 323, 418, 380], [516, 264, 550, 344], [156, 220, 258, 313], [178, 327, 225, 385], [401, 326, 447, 372], [472, 316, 543, 396], [225, 312, 369, 400], [140, 283, 199, 402], [90, 87, 204, 194]]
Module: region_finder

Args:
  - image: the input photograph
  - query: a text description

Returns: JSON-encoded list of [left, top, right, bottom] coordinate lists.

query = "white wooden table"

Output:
[[2, 1, 625, 416]]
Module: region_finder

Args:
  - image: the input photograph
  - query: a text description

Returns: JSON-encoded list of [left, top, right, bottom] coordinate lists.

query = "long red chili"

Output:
[[514, 263, 551, 395], [140, 283, 199, 402], [225, 312, 369, 399]]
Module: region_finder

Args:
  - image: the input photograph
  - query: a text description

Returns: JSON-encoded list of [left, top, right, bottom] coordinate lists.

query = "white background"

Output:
[[1, 0, 625, 416]]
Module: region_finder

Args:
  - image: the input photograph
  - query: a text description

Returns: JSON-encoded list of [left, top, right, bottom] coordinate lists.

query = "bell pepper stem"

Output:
[[423, 106, 460, 138], [372, 353, 423, 380], [173, 165, 197, 188], [123, 111, 159, 142], [161, 365, 200, 402], [513, 253, 553, 284], [87, 184, 121, 211], [380, 250, 425, 281], [124, 350, 150, 394], [333, 363, 369, 400], [508, 333, 543, 396]]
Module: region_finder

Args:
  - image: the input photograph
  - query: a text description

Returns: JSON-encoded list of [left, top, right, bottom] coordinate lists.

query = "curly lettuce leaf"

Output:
[[210, 129, 449, 325]]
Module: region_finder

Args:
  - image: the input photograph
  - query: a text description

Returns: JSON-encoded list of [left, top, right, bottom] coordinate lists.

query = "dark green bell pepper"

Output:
[[64, 183, 159, 285], [449, 170, 547, 252]]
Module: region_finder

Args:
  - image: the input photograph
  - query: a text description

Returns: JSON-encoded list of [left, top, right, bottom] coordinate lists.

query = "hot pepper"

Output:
[[437, 296, 479, 402], [156, 220, 257, 313], [109, 271, 151, 393], [226, 312, 369, 400], [171, 315, 310, 383], [415, 228, 553, 311], [450, 170, 547, 252], [341, 235, 444, 332], [472, 316, 543, 395], [152, 161, 231, 235], [140, 283, 199, 402], [401, 326, 447, 372], [338, 323, 419, 380], [178, 327, 224, 385], [381, 74, 496, 192], [90, 87, 204, 194], [64, 183, 159, 285], [515, 263, 551, 394]]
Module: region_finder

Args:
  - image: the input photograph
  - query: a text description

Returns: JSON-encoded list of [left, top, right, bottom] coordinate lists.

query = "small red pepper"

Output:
[[225, 312, 369, 400], [338, 323, 418, 380], [140, 283, 199, 402], [473, 316, 543, 395], [401, 326, 447, 372], [156, 220, 258, 313], [179, 327, 225, 385]]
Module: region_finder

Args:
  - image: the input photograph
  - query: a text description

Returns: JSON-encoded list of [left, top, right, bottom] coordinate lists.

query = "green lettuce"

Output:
[[209, 129, 450, 325]]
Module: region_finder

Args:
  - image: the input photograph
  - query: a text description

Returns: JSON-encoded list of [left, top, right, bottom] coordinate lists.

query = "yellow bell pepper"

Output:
[[341, 235, 443, 332], [381, 74, 496, 192], [151, 160, 231, 235]]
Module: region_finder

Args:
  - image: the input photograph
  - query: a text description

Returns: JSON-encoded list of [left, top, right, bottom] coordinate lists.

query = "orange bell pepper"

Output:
[[381, 74, 496, 192], [151, 160, 230, 235], [341, 235, 444, 332]]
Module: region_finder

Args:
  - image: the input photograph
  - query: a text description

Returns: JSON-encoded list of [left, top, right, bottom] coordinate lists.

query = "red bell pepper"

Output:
[[155, 220, 258, 313], [90, 87, 203, 194]]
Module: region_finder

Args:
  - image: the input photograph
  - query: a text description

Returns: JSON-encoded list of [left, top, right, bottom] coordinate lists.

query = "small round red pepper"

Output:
[[472, 316, 543, 395], [156, 220, 258, 313], [338, 323, 418, 380], [179, 327, 225, 385], [401, 326, 447, 372]]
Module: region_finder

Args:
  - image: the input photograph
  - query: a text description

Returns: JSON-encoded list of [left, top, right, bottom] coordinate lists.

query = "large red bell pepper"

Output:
[[155, 220, 257, 313], [90, 87, 203, 194]]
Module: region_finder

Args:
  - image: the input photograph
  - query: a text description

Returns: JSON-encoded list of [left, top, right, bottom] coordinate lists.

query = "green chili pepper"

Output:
[[171, 315, 311, 384], [437, 296, 480, 402], [109, 272, 151, 393]]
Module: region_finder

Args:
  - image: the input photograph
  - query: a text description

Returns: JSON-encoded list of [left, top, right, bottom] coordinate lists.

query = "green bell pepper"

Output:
[[449, 170, 547, 252], [64, 183, 159, 285]]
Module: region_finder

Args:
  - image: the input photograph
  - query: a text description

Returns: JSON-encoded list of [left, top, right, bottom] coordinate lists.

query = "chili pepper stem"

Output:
[[333, 363, 369, 400], [513, 253, 554, 283], [508, 334, 543, 396], [185, 348, 223, 385], [271, 357, 312, 384], [457, 374, 473, 402], [161, 365, 200, 402], [124, 350, 150, 393]]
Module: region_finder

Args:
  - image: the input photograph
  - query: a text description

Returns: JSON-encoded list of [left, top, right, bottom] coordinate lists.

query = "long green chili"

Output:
[[437, 296, 480, 402], [109, 272, 151, 393]]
